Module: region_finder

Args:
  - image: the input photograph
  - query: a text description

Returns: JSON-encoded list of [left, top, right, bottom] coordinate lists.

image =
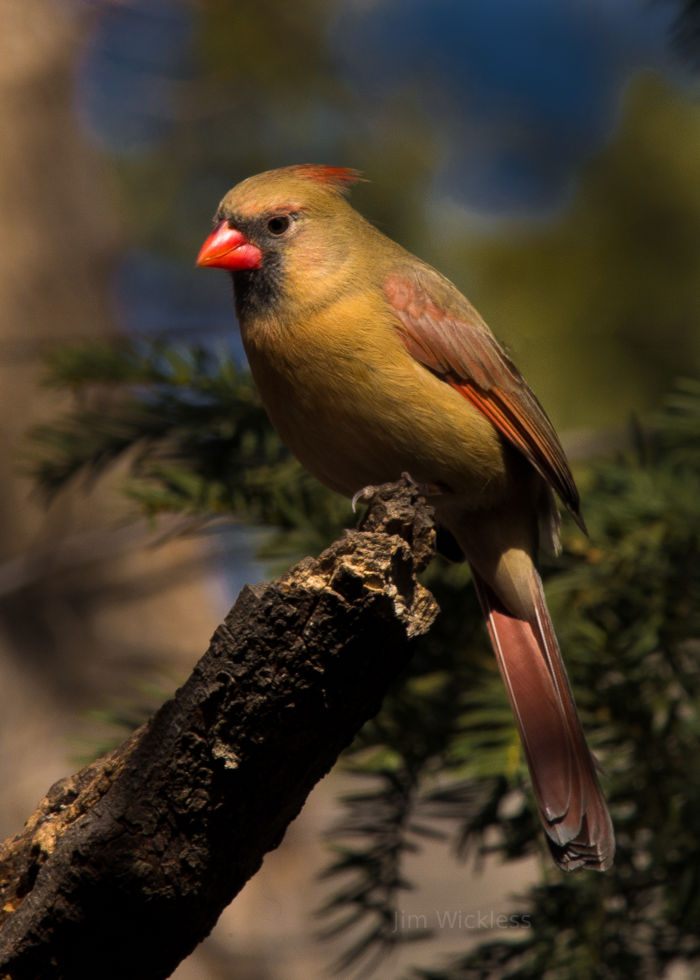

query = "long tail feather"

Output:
[[470, 563, 614, 871]]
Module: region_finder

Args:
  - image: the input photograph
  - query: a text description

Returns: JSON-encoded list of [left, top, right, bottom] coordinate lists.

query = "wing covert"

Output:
[[384, 268, 583, 528]]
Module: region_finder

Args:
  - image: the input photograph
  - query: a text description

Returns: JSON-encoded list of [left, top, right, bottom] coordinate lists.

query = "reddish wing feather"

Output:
[[385, 270, 583, 526]]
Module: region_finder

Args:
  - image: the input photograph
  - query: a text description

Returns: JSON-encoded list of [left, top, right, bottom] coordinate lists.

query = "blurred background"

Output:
[[1, 0, 699, 977]]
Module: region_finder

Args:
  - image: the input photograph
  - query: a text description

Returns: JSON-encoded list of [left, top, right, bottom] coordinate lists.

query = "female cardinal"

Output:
[[196, 164, 614, 871]]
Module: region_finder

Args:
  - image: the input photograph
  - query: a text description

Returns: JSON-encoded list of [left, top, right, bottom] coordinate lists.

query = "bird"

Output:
[[196, 164, 614, 871]]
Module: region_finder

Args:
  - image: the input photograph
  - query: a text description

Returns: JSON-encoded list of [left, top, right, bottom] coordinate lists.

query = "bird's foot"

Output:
[[352, 473, 444, 513], [399, 471, 446, 499]]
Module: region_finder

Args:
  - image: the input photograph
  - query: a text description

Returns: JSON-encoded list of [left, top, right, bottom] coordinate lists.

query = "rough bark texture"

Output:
[[0, 481, 438, 980]]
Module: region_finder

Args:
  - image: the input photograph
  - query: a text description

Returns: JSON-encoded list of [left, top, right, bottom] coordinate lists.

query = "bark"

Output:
[[0, 480, 438, 980]]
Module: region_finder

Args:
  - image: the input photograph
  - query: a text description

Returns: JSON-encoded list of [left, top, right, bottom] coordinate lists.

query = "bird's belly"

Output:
[[245, 330, 512, 507]]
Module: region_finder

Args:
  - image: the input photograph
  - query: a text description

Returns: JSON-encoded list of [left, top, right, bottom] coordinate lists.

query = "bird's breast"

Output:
[[239, 291, 512, 506]]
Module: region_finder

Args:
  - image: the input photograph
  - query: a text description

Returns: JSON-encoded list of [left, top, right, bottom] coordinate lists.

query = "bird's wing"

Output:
[[384, 266, 583, 527]]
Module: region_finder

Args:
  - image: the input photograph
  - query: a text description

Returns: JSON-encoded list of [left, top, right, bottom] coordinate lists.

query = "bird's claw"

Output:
[[351, 485, 379, 513]]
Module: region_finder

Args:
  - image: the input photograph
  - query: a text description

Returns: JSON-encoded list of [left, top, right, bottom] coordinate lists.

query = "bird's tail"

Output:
[[470, 562, 614, 871]]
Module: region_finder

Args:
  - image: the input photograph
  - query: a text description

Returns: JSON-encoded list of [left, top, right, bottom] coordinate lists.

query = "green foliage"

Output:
[[27, 337, 700, 977], [29, 340, 351, 553]]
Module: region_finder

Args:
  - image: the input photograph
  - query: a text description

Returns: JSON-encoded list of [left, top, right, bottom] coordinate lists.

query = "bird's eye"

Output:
[[266, 214, 291, 235]]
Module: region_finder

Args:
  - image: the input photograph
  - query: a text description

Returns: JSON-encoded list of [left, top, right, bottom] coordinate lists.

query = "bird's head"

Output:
[[196, 165, 366, 317]]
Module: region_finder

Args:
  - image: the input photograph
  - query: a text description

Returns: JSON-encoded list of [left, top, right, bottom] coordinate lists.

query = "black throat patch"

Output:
[[220, 210, 286, 319], [231, 249, 284, 319]]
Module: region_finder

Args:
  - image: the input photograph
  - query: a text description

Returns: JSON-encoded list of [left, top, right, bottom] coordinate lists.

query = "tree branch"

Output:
[[0, 479, 438, 980]]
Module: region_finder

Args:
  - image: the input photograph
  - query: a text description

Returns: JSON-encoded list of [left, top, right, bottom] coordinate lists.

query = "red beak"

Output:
[[196, 221, 263, 270]]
